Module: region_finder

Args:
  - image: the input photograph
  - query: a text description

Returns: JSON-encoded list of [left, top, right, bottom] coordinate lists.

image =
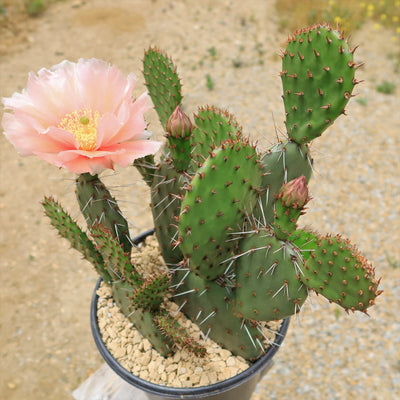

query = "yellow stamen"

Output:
[[59, 109, 100, 151]]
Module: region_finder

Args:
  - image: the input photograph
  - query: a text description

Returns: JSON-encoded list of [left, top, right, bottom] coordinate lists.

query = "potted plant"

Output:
[[2, 24, 382, 400]]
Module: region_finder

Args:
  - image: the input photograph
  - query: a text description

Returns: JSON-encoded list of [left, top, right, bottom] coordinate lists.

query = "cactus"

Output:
[[281, 24, 360, 144], [178, 137, 262, 280], [41, 24, 382, 362], [235, 230, 308, 321], [42, 197, 113, 284], [299, 233, 382, 312]]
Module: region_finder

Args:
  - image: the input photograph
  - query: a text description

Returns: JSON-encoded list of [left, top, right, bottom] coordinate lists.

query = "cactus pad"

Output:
[[172, 270, 271, 360], [91, 223, 142, 286], [235, 230, 308, 321], [191, 106, 242, 167], [300, 233, 382, 312], [281, 24, 357, 144], [42, 197, 112, 284], [154, 312, 207, 357], [143, 47, 182, 129], [254, 141, 313, 225], [150, 161, 185, 266], [178, 138, 262, 280], [75, 173, 132, 254], [130, 272, 170, 312]]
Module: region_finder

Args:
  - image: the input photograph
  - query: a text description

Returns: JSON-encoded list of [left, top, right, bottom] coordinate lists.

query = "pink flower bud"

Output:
[[166, 106, 193, 138], [279, 176, 309, 208]]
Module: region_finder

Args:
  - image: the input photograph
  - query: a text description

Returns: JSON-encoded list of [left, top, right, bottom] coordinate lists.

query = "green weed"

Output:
[[24, 0, 46, 16], [385, 252, 399, 268], [205, 74, 214, 90], [377, 80, 396, 94]]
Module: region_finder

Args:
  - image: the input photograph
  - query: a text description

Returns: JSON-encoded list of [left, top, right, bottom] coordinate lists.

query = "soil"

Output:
[[1, 1, 399, 400]]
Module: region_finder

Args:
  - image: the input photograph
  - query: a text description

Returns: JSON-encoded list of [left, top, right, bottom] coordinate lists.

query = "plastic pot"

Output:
[[90, 229, 290, 400]]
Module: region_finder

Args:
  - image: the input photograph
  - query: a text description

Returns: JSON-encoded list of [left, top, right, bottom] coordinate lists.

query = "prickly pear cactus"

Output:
[[178, 138, 262, 280], [143, 47, 182, 129], [235, 230, 308, 321], [42, 23, 382, 363], [281, 24, 361, 144], [300, 233, 382, 312]]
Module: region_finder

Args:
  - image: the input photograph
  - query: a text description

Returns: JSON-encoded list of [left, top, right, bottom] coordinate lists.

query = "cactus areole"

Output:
[[18, 23, 381, 387]]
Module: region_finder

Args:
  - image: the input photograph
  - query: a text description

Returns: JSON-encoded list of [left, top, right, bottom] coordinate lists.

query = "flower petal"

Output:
[[95, 112, 122, 148], [74, 59, 137, 114], [104, 93, 152, 146], [110, 140, 162, 167], [45, 126, 79, 148], [2, 113, 68, 156], [63, 155, 114, 174]]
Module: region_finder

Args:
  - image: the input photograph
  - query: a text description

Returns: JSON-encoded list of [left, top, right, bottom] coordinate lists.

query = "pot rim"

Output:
[[90, 229, 290, 397]]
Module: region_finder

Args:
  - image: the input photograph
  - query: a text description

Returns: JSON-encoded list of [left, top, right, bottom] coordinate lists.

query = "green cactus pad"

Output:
[[289, 228, 321, 260], [75, 173, 132, 254], [172, 270, 270, 360], [253, 141, 312, 225], [143, 47, 182, 129], [281, 24, 357, 144], [300, 233, 382, 312], [167, 134, 192, 172], [154, 312, 207, 358], [111, 280, 174, 357], [150, 161, 185, 266], [130, 272, 170, 312], [178, 138, 262, 280], [235, 230, 308, 321], [190, 106, 242, 167], [134, 154, 157, 187], [42, 197, 112, 284], [91, 223, 142, 286]]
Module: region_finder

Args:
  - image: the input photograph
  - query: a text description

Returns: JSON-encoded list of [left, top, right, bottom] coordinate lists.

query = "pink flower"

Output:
[[2, 59, 161, 174]]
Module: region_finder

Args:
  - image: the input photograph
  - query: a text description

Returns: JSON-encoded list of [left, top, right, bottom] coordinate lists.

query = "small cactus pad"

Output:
[[178, 138, 262, 280], [300, 233, 382, 312], [289, 228, 320, 259], [150, 161, 185, 266], [253, 141, 313, 225], [143, 47, 182, 129], [236, 230, 308, 321], [130, 272, 170, 312], [42, 197, 112, 284], [281, 24, 357, 144], [111, 279, 174, 357], [165, 106, 194, 172], [191, 106, 242, 167], [75, 173, 132, 254], [91, 223, 142, 286], [154, 313, 207, 357]]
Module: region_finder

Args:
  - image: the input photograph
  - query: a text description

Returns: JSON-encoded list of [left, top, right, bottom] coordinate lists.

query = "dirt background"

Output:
[[1, 1, 399, 399]]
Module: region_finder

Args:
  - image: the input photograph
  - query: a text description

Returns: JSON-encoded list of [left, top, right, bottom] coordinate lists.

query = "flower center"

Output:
[[58, 109, 100, 151]]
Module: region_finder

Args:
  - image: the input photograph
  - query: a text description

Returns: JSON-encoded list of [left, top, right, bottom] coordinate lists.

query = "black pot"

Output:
[[90, 230, 290, 400]]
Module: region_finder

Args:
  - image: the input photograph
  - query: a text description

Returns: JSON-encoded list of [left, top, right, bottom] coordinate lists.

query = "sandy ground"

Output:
[[1, 1, 399, 399]]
